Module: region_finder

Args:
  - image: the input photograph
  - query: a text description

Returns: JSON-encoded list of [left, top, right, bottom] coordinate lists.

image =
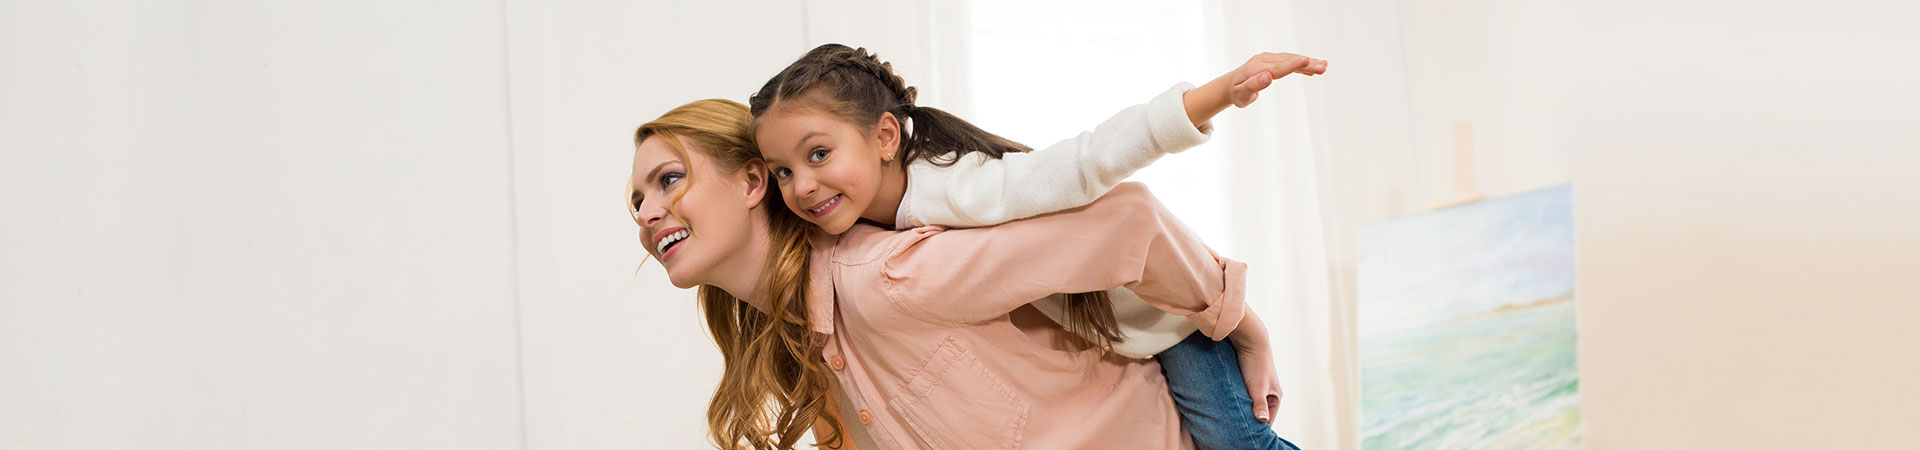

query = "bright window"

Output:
[[966, 0, 1233, 249]]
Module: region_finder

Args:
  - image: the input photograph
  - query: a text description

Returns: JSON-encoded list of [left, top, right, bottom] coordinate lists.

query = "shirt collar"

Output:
[[805, 230, 840, 336]]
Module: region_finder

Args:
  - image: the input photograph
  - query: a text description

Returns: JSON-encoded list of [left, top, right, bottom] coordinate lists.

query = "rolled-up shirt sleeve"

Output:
[[879, 182, 1247, 339]]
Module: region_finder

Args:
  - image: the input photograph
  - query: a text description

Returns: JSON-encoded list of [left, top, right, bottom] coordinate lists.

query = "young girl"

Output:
[[748, 44, 1325, 449]]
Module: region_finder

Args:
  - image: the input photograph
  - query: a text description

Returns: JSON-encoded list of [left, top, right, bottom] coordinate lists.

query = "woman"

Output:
[[628, 99, 1265, 449]]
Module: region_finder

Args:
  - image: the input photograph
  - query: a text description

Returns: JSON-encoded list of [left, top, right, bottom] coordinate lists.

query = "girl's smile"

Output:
[[805, 194, 844, 217]]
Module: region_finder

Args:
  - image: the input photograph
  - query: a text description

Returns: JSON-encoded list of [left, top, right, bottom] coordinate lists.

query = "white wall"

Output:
[[501, 1, 808, 448], [1, 1, 523, 448], [4, 1, 980, 448], [1297, 0, 1920, 448]]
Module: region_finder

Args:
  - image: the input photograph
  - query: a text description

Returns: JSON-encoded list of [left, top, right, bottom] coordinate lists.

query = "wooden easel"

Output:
[[1431, 121, 1487, 210]]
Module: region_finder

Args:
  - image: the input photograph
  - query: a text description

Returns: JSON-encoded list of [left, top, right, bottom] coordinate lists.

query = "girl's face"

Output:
[[628, 135, 764, 289], [754, 106, 898, 234]]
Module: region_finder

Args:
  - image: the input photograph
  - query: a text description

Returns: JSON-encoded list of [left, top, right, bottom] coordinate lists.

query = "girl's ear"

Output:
[[873, 112, 901, 161], [738, 159, 769, 207]]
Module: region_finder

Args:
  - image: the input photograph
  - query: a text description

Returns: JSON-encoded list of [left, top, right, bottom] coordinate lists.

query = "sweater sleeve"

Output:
[[880, 183, 1248, 340], [900, 82, 1212, 228]]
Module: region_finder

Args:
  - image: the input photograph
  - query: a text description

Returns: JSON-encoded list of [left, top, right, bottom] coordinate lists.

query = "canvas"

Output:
[[1358, 184, 1581, 449]]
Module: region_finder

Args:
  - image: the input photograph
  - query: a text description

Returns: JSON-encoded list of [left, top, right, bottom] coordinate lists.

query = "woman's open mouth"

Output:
[[656, 229, 689, 259]]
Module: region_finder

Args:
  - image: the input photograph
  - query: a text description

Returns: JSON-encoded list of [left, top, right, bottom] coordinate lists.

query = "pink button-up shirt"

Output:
[[803, 183, 1249, 450]]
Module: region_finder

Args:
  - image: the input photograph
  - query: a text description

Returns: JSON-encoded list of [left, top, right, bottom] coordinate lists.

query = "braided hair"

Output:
[[748, 43, 1030, 166], [747, 44, 1126, 353]]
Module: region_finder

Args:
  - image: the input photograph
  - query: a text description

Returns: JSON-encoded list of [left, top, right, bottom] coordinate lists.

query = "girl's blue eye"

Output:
[[772, 167, 792, 179], [660, 173, 683, 187], [809, 149, 829, 163]]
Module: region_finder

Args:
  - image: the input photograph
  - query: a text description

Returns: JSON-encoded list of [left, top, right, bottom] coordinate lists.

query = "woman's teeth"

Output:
[[808, 195, 840, 214], [657, 229, 689, 254]]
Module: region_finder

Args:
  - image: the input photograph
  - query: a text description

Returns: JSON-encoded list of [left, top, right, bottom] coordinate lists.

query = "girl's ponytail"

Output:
[[899, 104, 1030, 166]]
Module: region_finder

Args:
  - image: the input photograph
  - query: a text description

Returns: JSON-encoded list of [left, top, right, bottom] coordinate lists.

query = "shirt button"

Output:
[[858, 410, 873, 424], [829, 355, 846, 371]]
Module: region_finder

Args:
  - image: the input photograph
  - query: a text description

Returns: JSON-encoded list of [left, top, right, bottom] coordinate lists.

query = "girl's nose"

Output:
[[793, 176, 819, 198]]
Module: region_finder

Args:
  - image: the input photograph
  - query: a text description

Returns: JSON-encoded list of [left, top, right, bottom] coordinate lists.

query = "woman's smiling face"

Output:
[[628, 135, 761, 289]]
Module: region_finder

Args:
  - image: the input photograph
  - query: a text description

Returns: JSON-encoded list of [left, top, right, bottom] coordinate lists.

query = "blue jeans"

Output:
[[1156, 331, 1303, 450]]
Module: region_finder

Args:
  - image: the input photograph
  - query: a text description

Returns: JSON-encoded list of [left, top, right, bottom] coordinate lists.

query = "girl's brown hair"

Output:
[[632, 99, 841, 450], [746, 44, 1125, 351]]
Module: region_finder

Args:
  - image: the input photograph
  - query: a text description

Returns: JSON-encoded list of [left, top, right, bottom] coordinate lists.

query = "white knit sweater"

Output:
[[894, 82, 1215, 358]]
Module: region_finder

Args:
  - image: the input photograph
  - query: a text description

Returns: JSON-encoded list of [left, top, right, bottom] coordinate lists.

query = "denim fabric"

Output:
[[1156, 331, 1303, 450]]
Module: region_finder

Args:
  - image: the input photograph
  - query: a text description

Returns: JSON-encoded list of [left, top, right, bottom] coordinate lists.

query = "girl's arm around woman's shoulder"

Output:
[[881, 182, 1247, 338]]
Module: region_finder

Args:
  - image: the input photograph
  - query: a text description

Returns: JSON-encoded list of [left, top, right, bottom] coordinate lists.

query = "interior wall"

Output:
[[1302, 0, 1920, 448], [501, 1, 809, 448], [0, 1, 524, 448]]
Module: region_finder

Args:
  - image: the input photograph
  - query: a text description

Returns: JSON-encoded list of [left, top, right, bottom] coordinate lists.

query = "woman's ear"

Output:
[[874, 112, 901, 161], [738, 159, 770, 207]]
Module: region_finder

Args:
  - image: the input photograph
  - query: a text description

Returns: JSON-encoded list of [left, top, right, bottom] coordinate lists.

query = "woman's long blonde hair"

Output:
[[632, 99, 840, 450]]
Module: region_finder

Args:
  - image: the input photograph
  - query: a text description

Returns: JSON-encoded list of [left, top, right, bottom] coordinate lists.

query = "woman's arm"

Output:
[[904, 52, 1326, 229], [1228, 308, 1284, 423], [883, 182, 1247, 339]]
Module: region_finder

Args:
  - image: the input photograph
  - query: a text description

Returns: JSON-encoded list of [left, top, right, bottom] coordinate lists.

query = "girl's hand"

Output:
[[1224, 52, 1327, 107], [1183, 52, 1328, 127], [1229, 308, 1284, 423]]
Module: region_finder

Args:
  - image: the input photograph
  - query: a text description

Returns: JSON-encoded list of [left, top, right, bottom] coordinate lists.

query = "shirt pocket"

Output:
[[886, 336, 1030, 450]]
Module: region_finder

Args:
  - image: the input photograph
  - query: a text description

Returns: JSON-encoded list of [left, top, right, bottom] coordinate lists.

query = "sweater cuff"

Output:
[[1147, 82, 1214, 153], [1187, 257, 1249, 340]]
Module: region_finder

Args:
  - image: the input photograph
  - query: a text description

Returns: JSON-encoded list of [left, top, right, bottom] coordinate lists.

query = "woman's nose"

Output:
[[635, 199, 666, 226]]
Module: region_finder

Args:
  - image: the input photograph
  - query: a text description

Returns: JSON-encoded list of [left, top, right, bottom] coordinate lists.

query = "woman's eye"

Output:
[[660, 173, 683, 187], [809, 149, 829, 163], [772, 167, 792, 179]]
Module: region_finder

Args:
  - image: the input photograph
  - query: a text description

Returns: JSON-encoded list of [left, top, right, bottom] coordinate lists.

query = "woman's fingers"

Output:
[[1266, 392, 1282, 423], [1252, 389, 1271, 423]]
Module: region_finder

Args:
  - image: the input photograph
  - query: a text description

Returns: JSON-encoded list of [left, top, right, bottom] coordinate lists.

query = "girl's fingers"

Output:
[[1230, 70, 1274, 107]]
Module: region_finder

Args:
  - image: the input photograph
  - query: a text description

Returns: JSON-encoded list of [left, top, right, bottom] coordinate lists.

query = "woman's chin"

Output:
[[663, 265, 700, 289]]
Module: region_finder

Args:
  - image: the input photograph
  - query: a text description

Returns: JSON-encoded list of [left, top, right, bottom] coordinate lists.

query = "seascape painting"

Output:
[[1358, 184, 1581, 449]]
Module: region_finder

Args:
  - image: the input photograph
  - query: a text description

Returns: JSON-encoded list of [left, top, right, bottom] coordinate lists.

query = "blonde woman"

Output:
[[630, 99, 1264, 449]]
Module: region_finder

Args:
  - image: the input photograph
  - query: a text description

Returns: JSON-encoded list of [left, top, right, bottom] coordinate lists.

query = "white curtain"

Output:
[[1201, 1, 1353, 448]]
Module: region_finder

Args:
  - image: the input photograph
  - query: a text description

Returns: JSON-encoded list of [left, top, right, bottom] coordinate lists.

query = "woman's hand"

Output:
[[1184, 52, 1329, 128], [1229, 308, 1284, 423]]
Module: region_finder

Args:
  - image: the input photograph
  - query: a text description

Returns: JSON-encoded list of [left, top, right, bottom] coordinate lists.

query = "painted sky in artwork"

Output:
[[1357, 184, 1574, 338]]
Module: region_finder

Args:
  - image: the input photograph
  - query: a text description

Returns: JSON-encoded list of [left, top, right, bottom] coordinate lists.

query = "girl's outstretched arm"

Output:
[[903, 52, 1327, 229]]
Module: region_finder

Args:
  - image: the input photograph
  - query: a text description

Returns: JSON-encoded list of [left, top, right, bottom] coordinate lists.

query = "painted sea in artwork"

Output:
[[1358, 184, 1580, 450]]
